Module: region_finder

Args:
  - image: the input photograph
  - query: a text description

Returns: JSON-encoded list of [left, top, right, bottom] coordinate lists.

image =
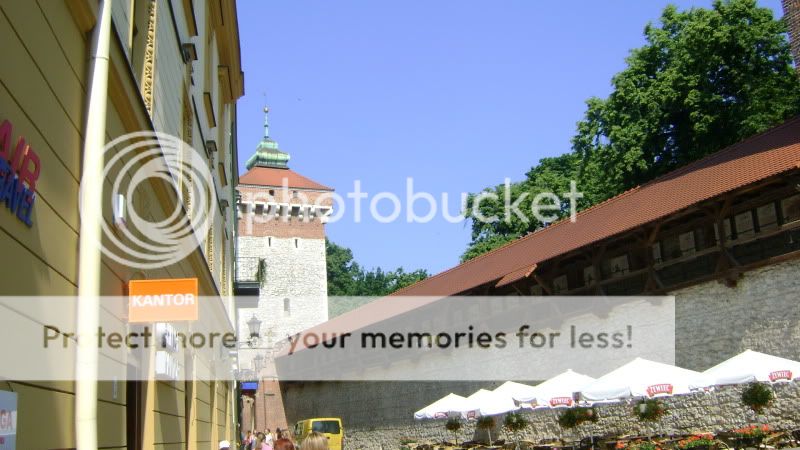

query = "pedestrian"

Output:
[[299, 432, 328, 450], [255, 432, 273, 450], [244, 430, 253, 450], [274, 438, 295, 450], [265, 428, 274, 447], [219, 440, 231, 450]]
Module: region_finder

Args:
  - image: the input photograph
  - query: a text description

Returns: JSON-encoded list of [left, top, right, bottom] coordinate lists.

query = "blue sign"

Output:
[[0, 391, 16, 450], [0, 119, 39, 228], [241, 381, 258, 391]]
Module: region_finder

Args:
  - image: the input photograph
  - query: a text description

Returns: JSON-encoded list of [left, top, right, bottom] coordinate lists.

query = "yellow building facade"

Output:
[[0, 0, 244, 448]]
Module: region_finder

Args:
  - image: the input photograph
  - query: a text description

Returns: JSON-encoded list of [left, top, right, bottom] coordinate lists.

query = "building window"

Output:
[[734, 211, 756, 240], [781, 194, 800, 224], [757, 202, 779, 231], [583, 266, 595, 285], [268, 237, 272, 247], [602, 254, 630, 278], [552, 274, 568, 293], [651, 242, 663, 264], [283, 298, 291, 316], [294, 238, 299, 249], [678, 230, 696, 256], [695, 224, 717, 250], [660, 235, 681, 261], [720, 217, 735, 241]]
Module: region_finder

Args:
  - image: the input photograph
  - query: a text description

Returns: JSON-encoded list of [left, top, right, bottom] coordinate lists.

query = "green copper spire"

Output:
[[245, 106, 291, 170]]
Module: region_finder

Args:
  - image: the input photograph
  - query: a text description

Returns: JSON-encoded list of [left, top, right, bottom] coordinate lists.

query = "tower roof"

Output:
[[245, 106, 290, 170], [239, 166, 333, 191], [240, 106, 333, 191]]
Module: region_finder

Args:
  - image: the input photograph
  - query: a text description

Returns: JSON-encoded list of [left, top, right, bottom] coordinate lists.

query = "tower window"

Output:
[[268, 237, 272, 247], [292, 190, 299, 199], [283, 298, 290, 316], [294, 238, 299, 248]]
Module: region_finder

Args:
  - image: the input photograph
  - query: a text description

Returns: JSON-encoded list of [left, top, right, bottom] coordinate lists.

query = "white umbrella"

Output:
[[414, 393, 469, 420], [461, 388, 519, 418], [579, 358, 710, 402], [493, 381, 537, 403], [514, 369, 595, 408], [698, 349, 800, 387]]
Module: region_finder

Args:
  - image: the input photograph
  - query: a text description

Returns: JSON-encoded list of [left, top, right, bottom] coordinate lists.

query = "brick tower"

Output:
[[235, 107, 333, 432]]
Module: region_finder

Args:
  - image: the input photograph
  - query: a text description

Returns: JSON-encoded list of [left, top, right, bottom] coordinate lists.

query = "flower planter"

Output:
[[733, 437, 762, 449]]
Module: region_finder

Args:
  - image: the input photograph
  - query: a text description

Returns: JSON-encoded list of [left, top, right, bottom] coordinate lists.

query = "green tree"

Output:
[[574, 0, 800, 202], [391, 267, 431, 292], [326, 239, 361, 296], [460, 234, 519, 263], [462, 153, 582, 261], [326, 239, 429, 317], [462, 0, 800, 261]]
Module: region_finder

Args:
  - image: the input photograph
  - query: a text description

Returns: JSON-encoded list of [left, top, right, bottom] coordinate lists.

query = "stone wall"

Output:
[[279, 258, 800, 449], [294, 382, 800, 450], [672, 258, 800, 370], [281, 381, 503, 428], [237, 235, 328, 357]]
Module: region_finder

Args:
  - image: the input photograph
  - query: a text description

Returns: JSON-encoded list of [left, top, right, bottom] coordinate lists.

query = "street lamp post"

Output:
[[253, 354, 265, 374], [241, 316, 278, 432], [247, 315, 262, 347]]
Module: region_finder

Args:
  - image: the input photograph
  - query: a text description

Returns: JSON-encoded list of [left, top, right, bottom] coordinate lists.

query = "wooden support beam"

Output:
[[640, 222, 665, 293], [712, 196, 742, 280], [589, 243, 607, 294], [530, 272, 553, 295]]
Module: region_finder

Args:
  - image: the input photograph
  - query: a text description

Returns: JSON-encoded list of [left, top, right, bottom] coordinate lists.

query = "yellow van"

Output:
[[293, 417, 344, 450]]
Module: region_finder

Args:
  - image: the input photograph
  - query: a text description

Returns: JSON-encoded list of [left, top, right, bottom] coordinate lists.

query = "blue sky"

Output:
[[235, 0, 783, 275]]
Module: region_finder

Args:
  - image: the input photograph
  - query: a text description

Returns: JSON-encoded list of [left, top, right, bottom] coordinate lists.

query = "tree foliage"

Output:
[[574, 0, 800, 201], [326, 240, 429, 317], [462, 153, 584, 262], [326, 239, 362, 297], [462, 0, 800, 261]]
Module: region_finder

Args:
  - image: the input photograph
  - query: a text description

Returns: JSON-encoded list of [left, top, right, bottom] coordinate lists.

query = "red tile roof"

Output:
[[494, 264, 537, 288], [238, 166, 333, 191], [394, 116, 800, 297]]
